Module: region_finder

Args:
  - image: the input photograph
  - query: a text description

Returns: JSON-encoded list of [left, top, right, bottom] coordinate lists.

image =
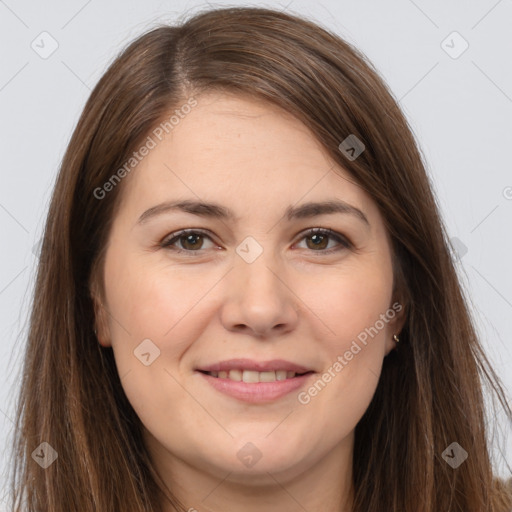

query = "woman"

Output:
[[8, 6, 512, 512]]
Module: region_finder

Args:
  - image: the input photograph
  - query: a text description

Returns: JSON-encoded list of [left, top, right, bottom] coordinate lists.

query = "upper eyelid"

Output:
[[161, 227, 351, 250], [162, 228, 217, 245]]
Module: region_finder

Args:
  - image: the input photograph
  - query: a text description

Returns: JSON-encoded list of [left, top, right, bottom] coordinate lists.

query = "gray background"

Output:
[[1, 0, 511, 503]]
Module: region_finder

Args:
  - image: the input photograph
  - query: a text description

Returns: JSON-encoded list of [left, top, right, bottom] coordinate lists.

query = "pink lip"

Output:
[[197, 371, 314, 403], [196, 358, 313, 373]]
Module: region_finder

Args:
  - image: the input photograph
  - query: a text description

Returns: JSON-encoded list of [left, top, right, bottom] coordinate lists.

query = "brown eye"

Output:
[[178, 233, 204, 250], [297, 228, 352, 253], [161, 229, 216, 253], [305, 232, 329, 250], [160, 227, 351, 256]]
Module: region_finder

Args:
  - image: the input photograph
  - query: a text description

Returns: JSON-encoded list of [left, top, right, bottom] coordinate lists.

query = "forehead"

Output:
[[117, 92, 376, 222]]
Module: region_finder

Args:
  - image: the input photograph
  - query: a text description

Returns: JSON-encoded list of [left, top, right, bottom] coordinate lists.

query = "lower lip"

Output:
[[197, 371, 314, 403]]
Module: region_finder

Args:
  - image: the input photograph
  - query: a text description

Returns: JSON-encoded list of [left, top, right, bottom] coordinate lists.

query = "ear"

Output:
[[90, 278, 112, 348], [384, 294, 408, 356]]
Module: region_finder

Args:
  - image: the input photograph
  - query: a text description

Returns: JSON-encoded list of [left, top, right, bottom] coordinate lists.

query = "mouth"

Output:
[[194, 359, 316, 403], [197, 369, 314, 382]]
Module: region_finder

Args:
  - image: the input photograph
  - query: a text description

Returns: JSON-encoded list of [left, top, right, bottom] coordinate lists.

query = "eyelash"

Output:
[[160, 228, 352, 256]]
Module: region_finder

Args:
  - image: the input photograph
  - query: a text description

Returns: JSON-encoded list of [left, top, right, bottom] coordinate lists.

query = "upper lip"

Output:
[[196, 358, 314, 373]]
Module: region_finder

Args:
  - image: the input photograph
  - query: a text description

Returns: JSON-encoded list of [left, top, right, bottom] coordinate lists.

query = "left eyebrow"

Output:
[[286, 200, 370, 227], [136, 199, 370, 228]]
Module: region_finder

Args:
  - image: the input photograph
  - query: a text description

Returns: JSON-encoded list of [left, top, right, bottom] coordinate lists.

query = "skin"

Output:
[[93, 91, 406, 512]]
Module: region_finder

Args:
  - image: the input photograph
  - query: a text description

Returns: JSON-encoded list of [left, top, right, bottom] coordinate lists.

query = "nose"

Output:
[[219, 252, 299, 338]]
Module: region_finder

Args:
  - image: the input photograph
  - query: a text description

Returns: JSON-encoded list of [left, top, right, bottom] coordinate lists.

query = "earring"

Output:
[[93, 327, 97, 336], [393, 333, 400, 343]]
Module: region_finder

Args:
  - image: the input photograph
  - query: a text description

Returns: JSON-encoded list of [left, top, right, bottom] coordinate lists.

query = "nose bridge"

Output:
[[220, 235, 298, 336], [233, 235, 283, 298]]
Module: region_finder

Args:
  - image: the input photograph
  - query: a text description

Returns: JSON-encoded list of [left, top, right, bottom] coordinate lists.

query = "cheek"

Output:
[[102, 255, 212, 433], [310, 263, 392, 343], [105, 248, 186, 332], [104, 250, 222, 362], [301, 262, 393, 399]]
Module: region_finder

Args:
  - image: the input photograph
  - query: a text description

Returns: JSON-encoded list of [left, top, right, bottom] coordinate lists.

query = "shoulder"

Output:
[[492, 476, 512, 512]]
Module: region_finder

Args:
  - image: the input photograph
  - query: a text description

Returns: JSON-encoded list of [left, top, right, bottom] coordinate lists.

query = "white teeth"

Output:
[[276, 370, 287, 381], [228, 369, 242, 381], [259, 371, 276, 382], [207, 369, 305, 382], [242, 370, 260, 383]]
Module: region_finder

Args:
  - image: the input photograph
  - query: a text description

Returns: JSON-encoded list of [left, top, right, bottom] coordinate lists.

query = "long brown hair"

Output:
[[9, 6, 512, 511]]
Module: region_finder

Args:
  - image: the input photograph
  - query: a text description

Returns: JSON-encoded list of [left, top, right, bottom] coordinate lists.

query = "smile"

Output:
[[199, 369, 312, 382], [196, 370, 315, 403]]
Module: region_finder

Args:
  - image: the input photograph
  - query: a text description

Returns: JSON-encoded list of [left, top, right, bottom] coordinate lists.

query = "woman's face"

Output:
[[94, 92, 405, 491]]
